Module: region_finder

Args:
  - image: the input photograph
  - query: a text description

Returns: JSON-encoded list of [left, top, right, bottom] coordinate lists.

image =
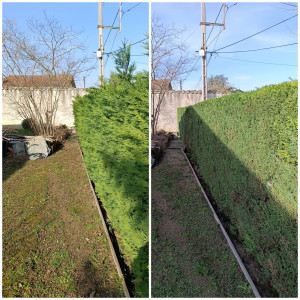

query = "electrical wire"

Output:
[[206, 3, 223, 44], [122, 2, 141, 14], [280, 2, 298, 7], [214, 14, 298, 51], [104, 38, 148, 55], [104, 9, 120, 47], [217, 55, 297, 66], [183, 56, 201, 81], [209, 42, 298, 54]]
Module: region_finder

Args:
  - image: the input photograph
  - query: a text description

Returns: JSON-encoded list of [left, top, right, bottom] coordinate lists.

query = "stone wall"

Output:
[[2, 87, 88, 128], [153, 90, 225, 133]]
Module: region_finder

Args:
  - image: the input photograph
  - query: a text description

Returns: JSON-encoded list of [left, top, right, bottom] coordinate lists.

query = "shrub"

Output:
[[73, 71, 149, 297], [178, 81, 297, 297], [21, 118, 33, 130]]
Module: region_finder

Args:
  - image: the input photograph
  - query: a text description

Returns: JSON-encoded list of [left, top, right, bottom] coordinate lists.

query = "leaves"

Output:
[[178, 81, 298, 297], [73, 72, 149, 297]]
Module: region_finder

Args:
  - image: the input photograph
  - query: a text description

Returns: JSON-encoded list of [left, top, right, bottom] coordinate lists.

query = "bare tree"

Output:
[[151, 16, 195, 135], [2, 13, 94, 135]]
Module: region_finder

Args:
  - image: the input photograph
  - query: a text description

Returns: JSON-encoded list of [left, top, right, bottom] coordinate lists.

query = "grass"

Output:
[[7, 128, 34, 136], [151, 148, 253, 298], [2, 139, 124, 297]]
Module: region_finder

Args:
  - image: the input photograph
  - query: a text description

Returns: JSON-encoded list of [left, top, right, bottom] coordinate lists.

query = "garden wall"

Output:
[[153, 90, 225, 133], [178, 81, 298, 297], [2, 87, 88, 128]]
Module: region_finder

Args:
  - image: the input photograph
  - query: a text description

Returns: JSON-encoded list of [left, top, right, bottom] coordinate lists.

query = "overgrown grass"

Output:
[[3, 140, 124, 297], [178, 81, 298, 297]]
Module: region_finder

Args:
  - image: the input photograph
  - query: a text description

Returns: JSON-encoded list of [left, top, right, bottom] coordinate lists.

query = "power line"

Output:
[[214, 14, 298, 51], [104, 9, 120, 47], [122, 2, 141, 14], [209, 42, 298, 54], [104, 38, 148, 55], [206, 3, 223, 44], [183, 56, 201, 81], [217, 55, 297, 67], [280, 2, 298, 7]]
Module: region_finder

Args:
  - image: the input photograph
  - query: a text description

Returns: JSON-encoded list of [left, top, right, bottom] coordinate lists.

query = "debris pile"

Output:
[[3, 130, 59, 160]]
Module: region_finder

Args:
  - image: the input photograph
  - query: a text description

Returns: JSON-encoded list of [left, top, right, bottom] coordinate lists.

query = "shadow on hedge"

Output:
[[178, 106, 297, 297]]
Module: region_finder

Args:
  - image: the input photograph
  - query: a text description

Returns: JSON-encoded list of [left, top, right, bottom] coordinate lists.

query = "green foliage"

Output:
[[73, 71, 149, 297], [21, 118, 33, 130], [207, 74, 237, 93], [178, 81, 298, 297], [113, 39, 137, 82]]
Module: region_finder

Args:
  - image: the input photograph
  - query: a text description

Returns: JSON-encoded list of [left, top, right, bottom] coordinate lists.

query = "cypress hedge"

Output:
[[73, 72, 149, 297], [178, 81, 297, 297]]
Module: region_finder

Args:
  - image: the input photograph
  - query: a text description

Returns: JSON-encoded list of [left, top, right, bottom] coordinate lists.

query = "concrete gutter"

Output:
[[180, 147, 261, 298]]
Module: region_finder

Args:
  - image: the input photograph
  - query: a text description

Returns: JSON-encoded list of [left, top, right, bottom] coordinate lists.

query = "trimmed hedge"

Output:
[[178, 81, 297, 297], [73, 72, 149, 297]]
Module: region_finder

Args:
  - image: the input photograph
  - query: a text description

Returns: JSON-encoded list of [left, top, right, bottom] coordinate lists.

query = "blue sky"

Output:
[[152, 2, 298, 91], [3, 2, 149, 88]]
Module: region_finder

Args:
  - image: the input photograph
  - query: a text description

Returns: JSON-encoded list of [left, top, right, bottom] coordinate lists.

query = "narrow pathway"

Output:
[[151, 144, 253, 297]]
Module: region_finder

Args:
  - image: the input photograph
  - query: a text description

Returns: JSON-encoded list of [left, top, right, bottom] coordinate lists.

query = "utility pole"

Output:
[[98, 2, 104, 83], [201, 2, 207, 101], [97, 2, 122, 85], [200, 2, 226, 101]]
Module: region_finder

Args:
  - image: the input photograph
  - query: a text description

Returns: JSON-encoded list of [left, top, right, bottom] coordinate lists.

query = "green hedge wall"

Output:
[[178, 81, 297, 297], [73, 72, 149, 297]]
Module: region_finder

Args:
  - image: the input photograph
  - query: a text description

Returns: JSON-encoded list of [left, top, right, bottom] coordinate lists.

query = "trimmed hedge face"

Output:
[[178, 81, 297, 297], [73, 73, 149, 297]]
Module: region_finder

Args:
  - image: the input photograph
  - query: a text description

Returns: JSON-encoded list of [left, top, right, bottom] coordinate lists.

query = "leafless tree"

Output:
[[2, 13, 94, 135], [151, 16, 195, 135]]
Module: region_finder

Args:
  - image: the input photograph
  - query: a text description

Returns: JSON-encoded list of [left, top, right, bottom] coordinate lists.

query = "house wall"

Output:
[[153, 90, 225, 133], [2, 87, 88, 128]]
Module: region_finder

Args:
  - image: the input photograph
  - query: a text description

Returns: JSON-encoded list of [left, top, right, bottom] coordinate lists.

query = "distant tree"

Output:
[[207, 74, 237, 93], [113, 39, 136, 82], [2, 14, 93, 135], [151, 16, 195, 135]]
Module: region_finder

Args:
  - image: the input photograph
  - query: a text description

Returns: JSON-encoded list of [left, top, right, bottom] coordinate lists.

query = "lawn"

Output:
[[3, 139, 124, 297], [151, 148, 253, 297]]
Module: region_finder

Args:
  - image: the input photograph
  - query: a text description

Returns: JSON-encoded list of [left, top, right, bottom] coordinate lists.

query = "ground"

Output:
[[3, 139, 124, 297], [151, 147, 253, 297]]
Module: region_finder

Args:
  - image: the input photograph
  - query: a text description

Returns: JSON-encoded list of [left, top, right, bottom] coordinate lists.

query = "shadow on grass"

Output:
[[178, 106, 297, 297], [3, 142, 65, 182]]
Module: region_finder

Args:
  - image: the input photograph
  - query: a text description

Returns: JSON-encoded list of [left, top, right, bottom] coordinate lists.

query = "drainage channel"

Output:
[[77, 141, 131, 298], [175, 144, 261, 298]]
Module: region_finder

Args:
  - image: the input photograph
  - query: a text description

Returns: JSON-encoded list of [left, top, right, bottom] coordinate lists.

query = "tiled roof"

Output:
[[2, 75, 76, 88], [151, 79, 172, 91]]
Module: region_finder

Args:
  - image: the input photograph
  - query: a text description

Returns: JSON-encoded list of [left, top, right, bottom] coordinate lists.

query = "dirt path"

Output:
[[3, 139, 124, 297], [151, 148, 253, 297]]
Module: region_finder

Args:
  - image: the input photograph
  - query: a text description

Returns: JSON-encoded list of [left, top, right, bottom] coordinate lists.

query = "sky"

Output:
[[152, 2, 298, 91], [2, 2, 149, 88]]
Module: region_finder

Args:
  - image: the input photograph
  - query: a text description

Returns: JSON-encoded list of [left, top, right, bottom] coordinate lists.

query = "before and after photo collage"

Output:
[[2, 1, 298, 298]]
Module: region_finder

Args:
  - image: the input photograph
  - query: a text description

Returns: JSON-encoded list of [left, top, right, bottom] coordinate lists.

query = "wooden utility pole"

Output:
[[98, 2, 104, 82], [201, 2, 207, 101], [200, 2, 226, 101]]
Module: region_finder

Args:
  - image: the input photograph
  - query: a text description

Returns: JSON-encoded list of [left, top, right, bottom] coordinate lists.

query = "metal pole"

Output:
[[201, 2, 207, 101], [98, 2, 104, 83]]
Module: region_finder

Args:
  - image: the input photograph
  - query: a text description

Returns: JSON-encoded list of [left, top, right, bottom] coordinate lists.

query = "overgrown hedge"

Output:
[[178, 81, 297, 297], [73, 72, 149, 297]]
